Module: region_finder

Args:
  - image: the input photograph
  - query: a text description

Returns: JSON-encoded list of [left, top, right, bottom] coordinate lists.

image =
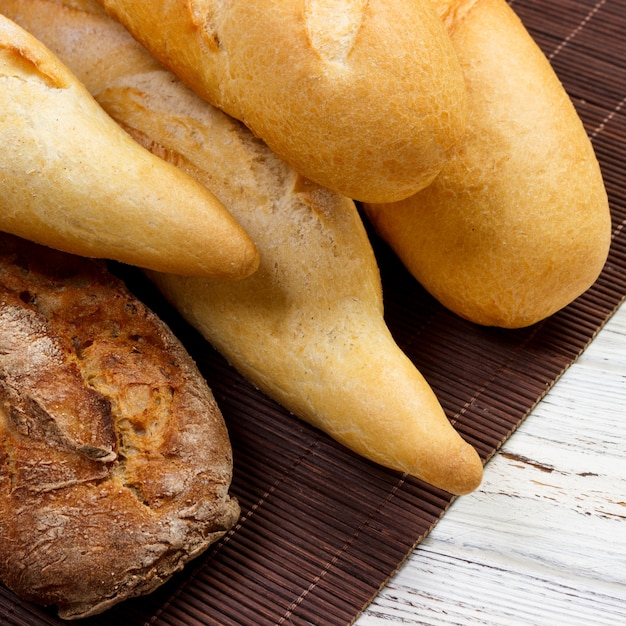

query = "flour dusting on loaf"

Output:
[[0, 233, 240, 619]]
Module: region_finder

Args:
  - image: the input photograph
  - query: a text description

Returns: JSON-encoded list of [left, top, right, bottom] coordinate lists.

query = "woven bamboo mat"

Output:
[[2, 1, 625, 624]]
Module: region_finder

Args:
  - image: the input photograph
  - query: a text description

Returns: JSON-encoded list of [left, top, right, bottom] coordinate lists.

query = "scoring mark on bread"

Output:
[[436, 0, 483, 32], [0, 300, 117, 464], [188, 0, 224, 52], [0, 41, 68, 89], [304, 0, 368, 65]]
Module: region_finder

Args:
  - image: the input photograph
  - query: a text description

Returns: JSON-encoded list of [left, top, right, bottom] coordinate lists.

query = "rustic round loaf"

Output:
[[0, 233, 240, 619]]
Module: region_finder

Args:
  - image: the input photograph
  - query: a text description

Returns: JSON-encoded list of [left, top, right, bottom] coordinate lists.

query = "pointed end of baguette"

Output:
[[426, 440, 484, 496]]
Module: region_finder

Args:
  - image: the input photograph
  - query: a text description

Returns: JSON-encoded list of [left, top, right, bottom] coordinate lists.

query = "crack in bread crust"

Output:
[[0, 233, 239, 619]]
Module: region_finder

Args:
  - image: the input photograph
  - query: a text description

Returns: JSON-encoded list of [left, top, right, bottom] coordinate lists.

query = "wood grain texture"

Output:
[[358, 301, 626, 625]]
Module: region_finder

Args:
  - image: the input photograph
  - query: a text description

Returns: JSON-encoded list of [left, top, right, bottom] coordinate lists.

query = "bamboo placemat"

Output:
[[2, 1, 625, 624]]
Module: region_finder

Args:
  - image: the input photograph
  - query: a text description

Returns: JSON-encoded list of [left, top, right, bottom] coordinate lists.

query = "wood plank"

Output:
[[358, 302, 626, 625]]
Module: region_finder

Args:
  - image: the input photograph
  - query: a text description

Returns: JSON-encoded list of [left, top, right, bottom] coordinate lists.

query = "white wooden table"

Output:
[[357, 300, 626, 625]]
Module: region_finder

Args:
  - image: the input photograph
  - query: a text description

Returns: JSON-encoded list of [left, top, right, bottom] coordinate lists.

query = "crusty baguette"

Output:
[[90, 0, 468, 203], [364, 0, 612, 328], [0, 14, 258, 279], [6, 0, 483, 495], [0, 232, 240, 620]]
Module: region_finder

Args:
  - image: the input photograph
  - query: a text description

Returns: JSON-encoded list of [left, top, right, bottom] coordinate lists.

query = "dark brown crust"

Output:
[[0, 233, 239, 619]]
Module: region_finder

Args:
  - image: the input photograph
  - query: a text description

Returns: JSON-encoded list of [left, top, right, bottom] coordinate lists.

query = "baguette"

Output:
[[91, 0, 468, 203], [364, 0, 612, 328], [6, 0, 483, 495], [0, 232, 240, 619], [0, 14, 258, 279]]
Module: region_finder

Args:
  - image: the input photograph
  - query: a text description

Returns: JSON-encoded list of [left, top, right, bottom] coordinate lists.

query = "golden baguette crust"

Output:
[[6, 0, 483, 495], [0, 14, 258, 279], [92, 0, 468, 203], [0, 232, 240, 619], [364, 0, 611, 328]]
